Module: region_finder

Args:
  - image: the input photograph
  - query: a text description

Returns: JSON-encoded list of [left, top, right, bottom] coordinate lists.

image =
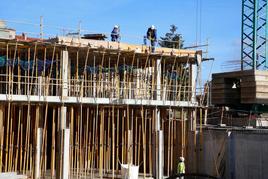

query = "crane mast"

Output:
[[241, 0, 268, 70]]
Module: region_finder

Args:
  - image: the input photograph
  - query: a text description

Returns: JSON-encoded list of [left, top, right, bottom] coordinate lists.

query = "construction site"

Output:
[[1, 0, 268, 179]]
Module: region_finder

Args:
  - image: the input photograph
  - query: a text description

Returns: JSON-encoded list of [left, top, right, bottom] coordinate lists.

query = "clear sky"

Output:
[[0, 0, 242, 82]]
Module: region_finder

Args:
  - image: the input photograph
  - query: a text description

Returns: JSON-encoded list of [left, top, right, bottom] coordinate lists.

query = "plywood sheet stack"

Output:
[[211, 71, 242, 105], [212, 70, 268, 105], [241, 70, 268, 104]]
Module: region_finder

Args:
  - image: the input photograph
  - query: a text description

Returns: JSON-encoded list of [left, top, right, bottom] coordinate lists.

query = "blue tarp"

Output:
[[0, 56, 181, 79], [0, 55, 55, 72]]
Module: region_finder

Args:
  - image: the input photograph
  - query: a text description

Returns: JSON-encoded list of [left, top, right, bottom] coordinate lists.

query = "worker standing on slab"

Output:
[[177, 156, 185, 178], [146, 25, 157, 52], [111, 25, 120, 42]]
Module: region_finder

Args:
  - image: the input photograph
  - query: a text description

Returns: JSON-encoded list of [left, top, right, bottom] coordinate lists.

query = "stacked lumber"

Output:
[[212, 70, 268, 105], [48, 36, 198, 57], [241, 70, 268, 104]]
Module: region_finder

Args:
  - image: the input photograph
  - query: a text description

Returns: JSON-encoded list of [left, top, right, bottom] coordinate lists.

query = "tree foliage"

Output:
[[159, 25, 184, 49]]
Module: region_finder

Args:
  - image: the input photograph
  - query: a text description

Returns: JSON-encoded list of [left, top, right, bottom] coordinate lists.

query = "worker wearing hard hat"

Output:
[[146, 25, 157, 52], [177, 156, 185, 178], [111, 25, 120, 42]]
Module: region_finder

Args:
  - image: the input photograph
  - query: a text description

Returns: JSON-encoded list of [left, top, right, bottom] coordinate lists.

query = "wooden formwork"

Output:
[[0, 39, 201, 178], [212, 70, 268, 105], [0, 103, 196, 178]]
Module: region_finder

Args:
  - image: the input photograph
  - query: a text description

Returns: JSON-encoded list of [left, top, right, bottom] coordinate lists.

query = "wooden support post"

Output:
[[112, 106, 115, 178], [127, 130, 133, 165], [14, 106, 21, 172], [99, 107, 104, 178], [5, 102, 10, 172], [116, 108, 119, 173], [0, 105, 4, 172], [51, 107, 56, 177], [167, 109, 171, 176], [134, 113, 138, 165], [141, 107, 146, 178]]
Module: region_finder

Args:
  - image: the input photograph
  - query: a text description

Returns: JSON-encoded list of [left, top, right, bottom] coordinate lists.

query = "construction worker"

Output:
[[111, 25, 120, 42], [177, 156, 185, 178], [146, 25, 157, 52]]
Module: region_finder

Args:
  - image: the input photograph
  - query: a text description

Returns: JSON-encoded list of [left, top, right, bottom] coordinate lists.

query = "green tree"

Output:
[[159, 25, 184, 49]]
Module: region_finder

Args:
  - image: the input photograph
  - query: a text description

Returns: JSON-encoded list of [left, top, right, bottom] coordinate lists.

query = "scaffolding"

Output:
[[0, 37, 202, 178]]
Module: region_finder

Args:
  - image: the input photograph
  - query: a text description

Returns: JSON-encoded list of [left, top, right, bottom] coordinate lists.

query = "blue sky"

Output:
[[1, 0, 242, 82]]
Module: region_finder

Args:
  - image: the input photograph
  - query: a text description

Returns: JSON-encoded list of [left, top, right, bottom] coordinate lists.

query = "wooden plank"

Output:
[[99, 108, 104, 178], [0, 105, 4, 172], [50, 36, 197, 57], [51, 107, 56, 177], [112, 106, 115, 178], [141, 107, 146, 178], [212, 70, 253, 78]]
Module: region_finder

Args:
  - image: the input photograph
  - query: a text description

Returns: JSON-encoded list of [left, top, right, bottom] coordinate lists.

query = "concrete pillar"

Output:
[[153, 58, 163, 178], [60, 106, 67, 129], [157, 131, 164, 179], [61, 50, 69, 98], [37, 76, 43, 96], [35, 128, 43, 179], [156, 58, 161, 101], [34, 105, 43, 179], [56, 104, 69, 179], [192, 52, 202, 102], [153, 108, 163, 179], [56, 50, 70, 179], [62, 129, 70, 179], [191, 64, 197, 103]]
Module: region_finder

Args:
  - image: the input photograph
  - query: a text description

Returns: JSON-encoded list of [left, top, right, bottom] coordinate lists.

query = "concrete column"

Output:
[[155, 107, 160, 131], [157, 131, 164, 179], [153, 129, 164, 179], [93, 56, 96, 97], [153, 108, 163, 179], [62, 129, 70, 179], [156, 58, 161, 100], [34, 105, 43, 179], [191, 64, 197, 103], [192, 52, 202, 103], [61, 50, 69, 98], [35, 128, 43, 179], [38, 76, 43, 96], [60, 106, 67, 129], [154, 58, 163, 179], [56, 105, 69, 179], [56, 50, 70, 179]]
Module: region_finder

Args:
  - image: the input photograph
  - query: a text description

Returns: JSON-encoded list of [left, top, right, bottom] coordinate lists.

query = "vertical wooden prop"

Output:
[[0, 105, 4, 172]]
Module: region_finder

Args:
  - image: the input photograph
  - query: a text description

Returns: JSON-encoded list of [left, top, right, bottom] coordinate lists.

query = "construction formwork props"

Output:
[[0, 39, 201, 178]]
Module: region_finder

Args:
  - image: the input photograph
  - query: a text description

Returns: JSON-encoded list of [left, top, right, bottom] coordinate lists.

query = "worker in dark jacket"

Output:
[[111, 25, 120, 42], [146, 25, 157, 52]]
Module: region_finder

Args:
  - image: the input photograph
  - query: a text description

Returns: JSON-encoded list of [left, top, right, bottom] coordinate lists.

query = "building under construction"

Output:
[[0, 29, 204, 178]]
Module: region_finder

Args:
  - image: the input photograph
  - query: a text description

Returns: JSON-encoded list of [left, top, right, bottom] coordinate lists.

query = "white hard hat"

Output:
[[151, 25, 155, 29], [114, 25, 119, 28], [180, 157, 185, 162]]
